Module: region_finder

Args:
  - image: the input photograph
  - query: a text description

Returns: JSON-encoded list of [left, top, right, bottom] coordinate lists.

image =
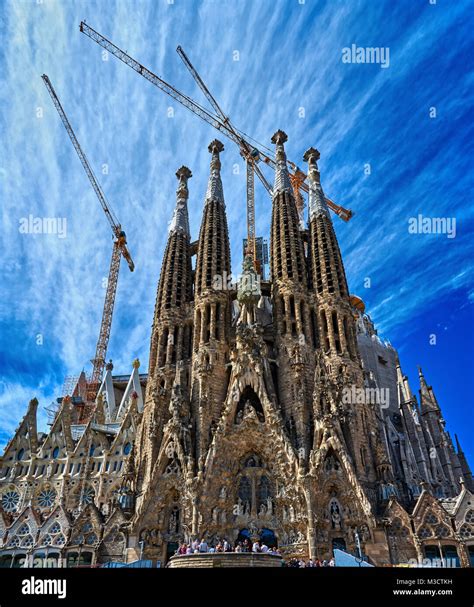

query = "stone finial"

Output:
[[271, 130, 288, 145], [206, 140, 225, 202], [208, 139, 224, 155], [132, 358, 140, 369], [271, 130, 291, 194], [176, 165, 192, 183], [303, 147, 321, 166], [170, 166, 192, 234]]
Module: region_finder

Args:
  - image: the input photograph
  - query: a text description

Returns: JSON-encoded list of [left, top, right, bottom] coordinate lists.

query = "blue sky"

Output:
[[0, 0, 473, 464]]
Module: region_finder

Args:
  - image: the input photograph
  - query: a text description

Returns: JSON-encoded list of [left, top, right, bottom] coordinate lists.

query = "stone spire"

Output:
[[148, 166, 194, 378], [192, 139, 232, 470], [418, 366, 441, 414], [269, 130, 314, 460], [169, 166, 192, 235], [195, 139, 231, 297], [270, 130, 306, 288], [303, 147, 330, 219], [205, 139, 225, 204], [271, 129, 292, 194], [304, 147, 349, 299], [455, 434, 474, 491]]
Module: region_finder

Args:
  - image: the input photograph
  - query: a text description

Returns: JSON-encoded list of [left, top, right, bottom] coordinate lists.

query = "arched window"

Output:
[[123, 442, 132, 456], [259, 476, 271, 503], [17, 448, 25, 461], [52, 447, 60, 459]]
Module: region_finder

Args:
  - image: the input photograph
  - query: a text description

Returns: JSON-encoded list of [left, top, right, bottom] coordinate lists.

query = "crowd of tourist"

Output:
[[175, 538, 281, 556], [286, 557, 335, 567], [174, 539, 336, 567]]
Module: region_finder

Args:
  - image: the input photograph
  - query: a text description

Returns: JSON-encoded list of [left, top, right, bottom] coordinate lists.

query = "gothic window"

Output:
[[258, 476, 271, 505], [459, 523, 473, 539], [54, 534, 66, 546], [238, 477, 252, 503], [434, 524, 450, 538], [123, 442, 132, 456], [8, 536, 20, 548], [418, 526, 432, 539], [425, 513, 438, 525], [85, 533, 98, 545], [52, 446, 60, 459], [49, 522, 61, 535], [37, 488, 57, 509], [465, 509, 474, 524], [2, 489, 20, 512], [82, 522, 93, 533], [22, 535, 34, 548], [17, 523, 30, 536], [17, 448, 25, 461], [42, 534, 52, 546]]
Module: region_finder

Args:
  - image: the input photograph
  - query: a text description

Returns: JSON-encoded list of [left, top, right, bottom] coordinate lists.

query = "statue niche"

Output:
[[234, 386, 265, 424]]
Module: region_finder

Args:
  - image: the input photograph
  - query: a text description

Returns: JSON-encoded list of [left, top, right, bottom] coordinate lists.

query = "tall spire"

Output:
[[303, 147, 330, 219], [271, 129, 292, 194], [206, 139, 224, 204], [169, 166, 192, 235], [305, 146, 349, 299], [418, 366, 441, 414]]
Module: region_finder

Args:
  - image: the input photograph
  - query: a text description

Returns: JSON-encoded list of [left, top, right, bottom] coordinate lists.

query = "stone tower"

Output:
[[190, 140, 232, 471], [135, 166, 194, 499]]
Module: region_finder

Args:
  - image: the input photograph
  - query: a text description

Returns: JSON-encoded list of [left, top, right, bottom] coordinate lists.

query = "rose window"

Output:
[[81, 487, 95, 505], [38, 488, 56, 509], [2, 490, 20, 512]]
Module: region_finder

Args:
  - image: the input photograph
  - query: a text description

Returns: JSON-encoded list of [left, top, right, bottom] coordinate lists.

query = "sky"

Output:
[[0, 0, 473, 464]]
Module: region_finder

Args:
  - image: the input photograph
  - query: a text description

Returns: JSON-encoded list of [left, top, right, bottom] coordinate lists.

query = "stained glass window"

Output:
[[2, 490, 20, 512]]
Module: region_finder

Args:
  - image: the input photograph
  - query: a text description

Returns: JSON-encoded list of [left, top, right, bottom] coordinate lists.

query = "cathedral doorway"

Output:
[[332, 537, 347, 553], [236, 528, 251, 548], [260, 528, 277, 548]]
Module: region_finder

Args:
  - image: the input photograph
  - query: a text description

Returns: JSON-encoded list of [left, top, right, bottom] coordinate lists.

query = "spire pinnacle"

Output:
[[418, 366, 440, 414], [271, 129, 292, 194], [169, 165, 192, 235], [455, 433, 464, 454], [206, 139, 224, 203], [303, 146, 330, 220]]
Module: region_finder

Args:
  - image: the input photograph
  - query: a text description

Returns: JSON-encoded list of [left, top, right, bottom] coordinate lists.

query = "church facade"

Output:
[[1, 132, 473, 568]]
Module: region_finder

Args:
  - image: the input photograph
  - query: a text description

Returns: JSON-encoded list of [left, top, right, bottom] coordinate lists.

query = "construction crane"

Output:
[[79, 22, 353, 266], [42, 74, 134, 419]]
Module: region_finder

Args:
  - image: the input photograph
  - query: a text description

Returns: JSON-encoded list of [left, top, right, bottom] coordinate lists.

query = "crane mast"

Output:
[[42, 74, 134, 418]]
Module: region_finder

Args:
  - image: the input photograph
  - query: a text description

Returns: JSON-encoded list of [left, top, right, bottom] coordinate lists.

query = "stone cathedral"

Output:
[[1, 132, 473, 568]]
